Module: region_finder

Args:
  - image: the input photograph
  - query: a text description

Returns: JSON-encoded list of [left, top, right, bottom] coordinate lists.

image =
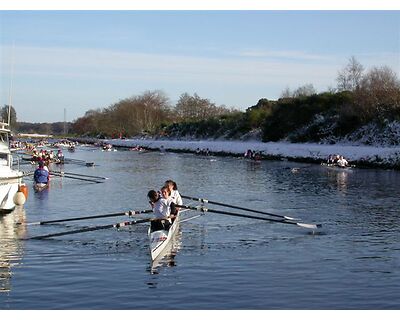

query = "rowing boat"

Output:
[[33, 182, 49, 192], [148, 212, 181, 261], [321, 163, 354, 170]]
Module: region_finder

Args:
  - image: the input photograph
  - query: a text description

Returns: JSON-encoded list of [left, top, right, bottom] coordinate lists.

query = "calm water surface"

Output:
[[1, 146, 400, 309]]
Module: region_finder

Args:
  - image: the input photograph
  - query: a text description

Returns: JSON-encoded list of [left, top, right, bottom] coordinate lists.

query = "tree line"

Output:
[[70, 90, 233, 138]]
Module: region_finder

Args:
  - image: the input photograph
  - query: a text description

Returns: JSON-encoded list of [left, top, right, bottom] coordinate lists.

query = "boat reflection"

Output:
[[324, 167, 350, 193], [149, 226, 182, 275], [0, 207, 26, 293]]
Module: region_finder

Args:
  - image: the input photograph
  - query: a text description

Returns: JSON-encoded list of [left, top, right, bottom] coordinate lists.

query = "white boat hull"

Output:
[[148, 214, 180, 261], [322, 163, 353, 171], [0, 176, 22, 213]]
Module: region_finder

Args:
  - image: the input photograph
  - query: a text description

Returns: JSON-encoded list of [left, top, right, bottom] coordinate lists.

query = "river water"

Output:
[[1, 146, 400, 309]]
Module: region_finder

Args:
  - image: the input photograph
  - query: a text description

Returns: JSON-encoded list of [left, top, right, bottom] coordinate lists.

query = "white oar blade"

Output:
[[296, 222, 322, 229], [283, 216, 301, 221]]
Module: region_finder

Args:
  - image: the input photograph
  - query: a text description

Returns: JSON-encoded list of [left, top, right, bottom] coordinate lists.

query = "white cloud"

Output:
[[237, 49, 331, 61], [2, 44, 341, 84]]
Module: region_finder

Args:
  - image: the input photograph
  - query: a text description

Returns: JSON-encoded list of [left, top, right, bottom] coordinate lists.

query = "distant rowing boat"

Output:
[[321, 163, 354, 170], [33, 182, 49, 193]]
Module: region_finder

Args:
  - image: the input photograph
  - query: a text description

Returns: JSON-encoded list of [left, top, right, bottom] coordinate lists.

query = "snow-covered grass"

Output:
[[103, 138, 400, 169]]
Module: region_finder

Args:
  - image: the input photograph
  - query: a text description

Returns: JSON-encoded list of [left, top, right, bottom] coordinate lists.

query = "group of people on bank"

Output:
[[147, 180, 183, 232]]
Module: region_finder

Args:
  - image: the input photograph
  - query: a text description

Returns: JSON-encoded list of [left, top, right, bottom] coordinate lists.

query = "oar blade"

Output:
[[295, 222, 323, 230]]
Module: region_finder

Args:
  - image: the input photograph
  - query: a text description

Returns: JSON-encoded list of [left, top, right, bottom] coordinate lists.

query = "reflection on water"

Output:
[[324, 167, 350, 193], [0, 207, 26, 293], [149, 226, 182, 276]]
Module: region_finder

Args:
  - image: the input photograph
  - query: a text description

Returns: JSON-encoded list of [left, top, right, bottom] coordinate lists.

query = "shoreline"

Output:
[[75, 137, 400, 170]]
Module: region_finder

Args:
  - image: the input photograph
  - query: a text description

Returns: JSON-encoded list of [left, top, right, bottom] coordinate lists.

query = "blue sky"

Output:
[[1, 10, 399, 123]]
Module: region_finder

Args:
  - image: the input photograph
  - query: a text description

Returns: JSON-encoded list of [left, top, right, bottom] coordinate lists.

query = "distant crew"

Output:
[[326, 154, 349, 167], [57, 149, 64, 163], [244, 149, 262, 161], [244, 149, 253, 159], [195, 148, 211, 156], [327, 154, 336, 164]]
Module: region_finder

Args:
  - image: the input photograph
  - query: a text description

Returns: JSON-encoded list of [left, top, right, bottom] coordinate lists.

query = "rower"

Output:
[[164, 179, 182, 220], [337, 155, 349, 167], [147, 186, 173, 232], [34, 161, 50, 185], [57, 149, 64, 162]]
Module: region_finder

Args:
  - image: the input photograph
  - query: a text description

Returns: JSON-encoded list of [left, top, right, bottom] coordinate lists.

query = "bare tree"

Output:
[[354, 65, 400, 120], [279, 84, 316, 99], [280, 87, 292, 99], [337, 56, 364, 91], [175, 93, 230, 121], [293, 84, 316, 98]]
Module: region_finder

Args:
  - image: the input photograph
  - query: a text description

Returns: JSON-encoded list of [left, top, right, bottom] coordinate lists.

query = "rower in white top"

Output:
[[164, 179, 183, 219], [336, 155, 349, 168], [147, 186, 173, 231]]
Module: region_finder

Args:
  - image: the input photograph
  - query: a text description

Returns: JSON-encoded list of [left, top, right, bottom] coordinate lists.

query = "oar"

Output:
[[20, 209, 153, 225], [181, 195, 300, 221], [177, 205, 322, 230], [63, 158, 95, 167], [64, 157, 86, 163], [51, 171, 103, 183], [27, 218, 153, 240], [56, 171, 108, 180]]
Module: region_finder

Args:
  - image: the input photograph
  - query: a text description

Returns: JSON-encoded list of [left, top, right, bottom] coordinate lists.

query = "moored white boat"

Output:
[[0, 122, 24, 214], [148, 212, 180, 261]]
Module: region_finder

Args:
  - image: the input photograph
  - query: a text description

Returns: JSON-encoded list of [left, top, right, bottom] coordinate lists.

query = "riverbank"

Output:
[[76, 138, 400, 170]]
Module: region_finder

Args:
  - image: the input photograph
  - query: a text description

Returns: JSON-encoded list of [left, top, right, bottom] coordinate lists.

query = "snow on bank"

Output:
[[104, 138, 400, 169]]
